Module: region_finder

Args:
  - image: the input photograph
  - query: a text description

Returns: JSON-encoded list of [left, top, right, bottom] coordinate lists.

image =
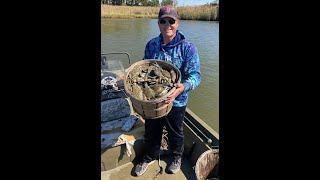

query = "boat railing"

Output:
[[184, 108, 219, 149], [101, 52, 132, 65]]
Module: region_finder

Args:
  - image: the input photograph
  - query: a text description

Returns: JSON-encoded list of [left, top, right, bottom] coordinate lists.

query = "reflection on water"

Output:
[[102, 19, 219, 133]]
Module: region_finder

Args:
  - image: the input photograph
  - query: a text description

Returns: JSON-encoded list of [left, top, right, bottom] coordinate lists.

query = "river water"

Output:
[[101, 18, 219, 133]]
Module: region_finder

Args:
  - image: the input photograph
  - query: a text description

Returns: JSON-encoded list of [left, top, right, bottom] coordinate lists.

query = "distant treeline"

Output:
[[101, 0, 175, 6], [101, 4, 219, 21], [101, 0, 218, 7]]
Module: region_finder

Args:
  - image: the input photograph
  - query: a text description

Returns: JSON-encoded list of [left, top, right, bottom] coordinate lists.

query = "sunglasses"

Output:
[[159, 19, 176, 25]]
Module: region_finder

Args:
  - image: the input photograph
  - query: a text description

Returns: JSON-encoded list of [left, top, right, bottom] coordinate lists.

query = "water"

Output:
[[101, 18, 219, 133]]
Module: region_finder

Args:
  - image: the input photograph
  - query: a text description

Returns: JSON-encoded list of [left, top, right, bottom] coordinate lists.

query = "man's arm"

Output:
[[165, 43, 201, 103], [181, 43, 201, 93]]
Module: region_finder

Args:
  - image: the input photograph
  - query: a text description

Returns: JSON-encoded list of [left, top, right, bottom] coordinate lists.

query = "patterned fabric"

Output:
[[101, 115, 138, 133], [101, 98, 131, 122], [121, 115, 138, 132], [143, 30, 201, 107]]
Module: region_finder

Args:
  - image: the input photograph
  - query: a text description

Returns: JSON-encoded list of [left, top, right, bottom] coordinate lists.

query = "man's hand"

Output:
[[164, 83, 184, 104]]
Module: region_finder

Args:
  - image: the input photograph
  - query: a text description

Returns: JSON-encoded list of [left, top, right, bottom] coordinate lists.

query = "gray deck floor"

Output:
[[101, 155, 197, 180]]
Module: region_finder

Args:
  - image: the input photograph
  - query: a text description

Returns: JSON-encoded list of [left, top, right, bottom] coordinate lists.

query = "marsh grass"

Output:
[[177, 6, 218, 21], [101, 5, 218, 21], [101, 5, 158, 19]]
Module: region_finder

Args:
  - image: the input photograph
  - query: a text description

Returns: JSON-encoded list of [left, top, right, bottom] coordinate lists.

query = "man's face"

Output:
[[158, 17, 179, 40]]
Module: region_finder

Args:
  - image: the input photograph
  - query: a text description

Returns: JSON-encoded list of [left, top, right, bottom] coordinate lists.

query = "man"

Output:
[[134, 5, 201, 176]]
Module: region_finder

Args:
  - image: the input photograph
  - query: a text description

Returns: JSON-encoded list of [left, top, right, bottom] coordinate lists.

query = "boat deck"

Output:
[[101, 154, 196, 180], [101, 54, 219, 180]]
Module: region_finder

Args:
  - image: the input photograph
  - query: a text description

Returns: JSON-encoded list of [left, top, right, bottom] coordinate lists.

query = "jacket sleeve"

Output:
[[181, 43, 201, 92]]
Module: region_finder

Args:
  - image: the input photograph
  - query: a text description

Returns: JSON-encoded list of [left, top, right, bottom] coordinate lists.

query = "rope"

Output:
[[153, 154, 163, 179], [165, 117, 184, 138]]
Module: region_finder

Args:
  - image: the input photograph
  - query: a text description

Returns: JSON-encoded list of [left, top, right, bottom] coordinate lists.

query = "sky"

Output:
[[168, 0, 215, 6]]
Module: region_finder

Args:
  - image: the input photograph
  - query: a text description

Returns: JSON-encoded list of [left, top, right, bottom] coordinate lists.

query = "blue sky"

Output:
[[166, 0, 215, 6]]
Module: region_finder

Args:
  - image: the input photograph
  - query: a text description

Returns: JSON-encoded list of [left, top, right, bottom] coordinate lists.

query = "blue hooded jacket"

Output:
[[143, 30, 201, 107]]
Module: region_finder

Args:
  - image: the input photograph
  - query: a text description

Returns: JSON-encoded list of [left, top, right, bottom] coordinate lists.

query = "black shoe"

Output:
[[134, 160, 155, 176], [168, 157, 181, 174]]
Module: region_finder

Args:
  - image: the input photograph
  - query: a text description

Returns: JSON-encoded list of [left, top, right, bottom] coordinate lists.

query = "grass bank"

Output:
[[101, 5, 158, 19], [101, 5, 219, 21]]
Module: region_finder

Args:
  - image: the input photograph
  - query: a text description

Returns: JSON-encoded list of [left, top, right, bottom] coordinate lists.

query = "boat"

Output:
[[101, 52, 219, 180]]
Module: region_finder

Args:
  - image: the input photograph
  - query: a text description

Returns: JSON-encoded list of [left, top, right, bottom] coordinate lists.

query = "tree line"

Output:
[[101, 0, 178, 6]]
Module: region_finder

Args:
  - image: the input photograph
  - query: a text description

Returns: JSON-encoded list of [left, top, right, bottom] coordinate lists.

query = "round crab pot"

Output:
[[195, 149, 219, 180], [124, 59, 181, 119]]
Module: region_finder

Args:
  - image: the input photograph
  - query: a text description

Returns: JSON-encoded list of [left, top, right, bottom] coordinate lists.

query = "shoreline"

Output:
[[101, 5, 219, 21]]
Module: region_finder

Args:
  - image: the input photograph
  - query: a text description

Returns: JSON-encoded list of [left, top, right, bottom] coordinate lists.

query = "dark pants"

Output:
[[143, 106, 186, 162]]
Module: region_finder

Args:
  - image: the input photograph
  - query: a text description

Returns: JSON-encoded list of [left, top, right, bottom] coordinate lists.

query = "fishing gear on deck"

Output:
[[153, 154, 163, 179]]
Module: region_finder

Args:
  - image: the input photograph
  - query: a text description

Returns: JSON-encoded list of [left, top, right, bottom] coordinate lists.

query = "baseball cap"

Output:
[[158, 5, 178, 20]]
